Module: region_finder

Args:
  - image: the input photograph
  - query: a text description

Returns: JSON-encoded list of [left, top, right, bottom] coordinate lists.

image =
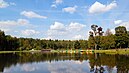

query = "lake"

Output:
[[0, 52, 129, 73]]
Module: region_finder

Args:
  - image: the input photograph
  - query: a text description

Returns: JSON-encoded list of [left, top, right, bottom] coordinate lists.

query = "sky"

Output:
[[0, 0, 129, 40]]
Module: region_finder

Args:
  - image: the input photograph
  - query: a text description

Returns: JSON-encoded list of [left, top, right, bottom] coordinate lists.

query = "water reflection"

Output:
[[0, 52, 129, 73]]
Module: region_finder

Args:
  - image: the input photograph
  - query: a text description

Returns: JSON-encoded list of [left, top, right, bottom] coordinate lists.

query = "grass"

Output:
[[0, 50, 41, 54], [94, 49, 129, 54], [51, 49, 129, 55], [1, 49, 129, 55]]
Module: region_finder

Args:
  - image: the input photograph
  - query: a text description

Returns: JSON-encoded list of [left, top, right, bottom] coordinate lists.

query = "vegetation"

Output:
[[88, 26, 129, 50], [0, 26, 129, 51]]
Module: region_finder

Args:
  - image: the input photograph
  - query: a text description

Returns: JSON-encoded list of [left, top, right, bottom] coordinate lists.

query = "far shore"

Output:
[[0, 49, 129, 54]]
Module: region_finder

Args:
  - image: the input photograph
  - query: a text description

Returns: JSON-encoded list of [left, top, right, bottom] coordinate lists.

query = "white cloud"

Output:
[[54, 0, 63, 4], [42, 36, 54, 40], [51, 0, 63, 8], [0, 28, 10, 32], [68, 22, 86, 31], [21, 64, 37, 72], [114, 20, 122, 25], [89, 1, 117, 13], [21, 29, 40, 36], [50, 22, 65, 30], [0, 0, 9, 8], [48, 22, 66, 36], [111, 29, 115, 34], [0, 0, 16, 8], [21, 11, 47, 19], [51, 4, 57, 8], [47, 21, 86, 40], [119, 21, 129, 29], [73, 35, 84, 40], [18, 19, 29, 25], [0, 19, 29, 26], [62, 6, 77, 14]]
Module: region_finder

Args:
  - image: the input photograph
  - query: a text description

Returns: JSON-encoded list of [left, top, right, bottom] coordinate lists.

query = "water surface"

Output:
[[0, 52, 129, 73]]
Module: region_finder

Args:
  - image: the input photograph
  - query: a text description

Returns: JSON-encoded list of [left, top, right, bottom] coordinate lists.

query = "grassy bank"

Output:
[[94, 49, 129, 54], [0, 50, 41, 54], [51, 49, 129, 54], [1, 49, 129, 54]]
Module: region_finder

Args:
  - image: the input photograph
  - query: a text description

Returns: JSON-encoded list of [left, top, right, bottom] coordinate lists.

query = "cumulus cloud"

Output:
[[48, 61, 88, 73], [68, 22, 86, 31], [73, 35, 85, 40], [111, 29, 115, 34], [114, 20, 122, 25], [50, 22, 65, 30], [119, 21, 129, 29], [54, 0, 63, 4], [21, 29, 40, 36], [0, 0, 16, 8], [0, 19, 29, 26], [47, 21, 86, 40], [48, 24, 66, 36], [0, 0, 9, 8], [89, 1, 117, 13], [62, 6, 77, 14], [51, 0, 63, 8], [21, 11, 47, 19], [22, 64, 36, 72], [18, 19, 29, 25], [0, 28, 10, 32], [51, 4, 57, 8]]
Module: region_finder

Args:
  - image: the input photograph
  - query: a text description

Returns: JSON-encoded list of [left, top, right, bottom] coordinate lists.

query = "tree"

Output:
[[89, 25, 104, 50], [0, 30, 6, 50], [115, 26, 129, 48], [100, 35, 116, 49], [115, 26, 127, 36], [88, 36, 95, 49], [74, 41, 81, 49]]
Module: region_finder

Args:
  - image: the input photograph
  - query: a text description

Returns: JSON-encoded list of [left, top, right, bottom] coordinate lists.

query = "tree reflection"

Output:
[[0, 53, 129, 73]]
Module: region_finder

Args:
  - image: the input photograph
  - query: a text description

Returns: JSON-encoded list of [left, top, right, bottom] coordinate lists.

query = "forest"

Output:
[[0, 26, 129, 51]]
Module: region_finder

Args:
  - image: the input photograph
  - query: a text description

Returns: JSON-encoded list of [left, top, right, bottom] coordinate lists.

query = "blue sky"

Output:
[[0, 0, 129, 40]]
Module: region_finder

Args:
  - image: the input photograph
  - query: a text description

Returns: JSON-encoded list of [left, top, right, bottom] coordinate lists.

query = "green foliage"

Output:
[[0, 30, 19, 51], [115, 26, 127, 36], [88, 36, 95, 49], [74, 41, 81, 49], [115, 26, 129, 48], [0, 25, 129, 51], [100, 35, 116, 49]]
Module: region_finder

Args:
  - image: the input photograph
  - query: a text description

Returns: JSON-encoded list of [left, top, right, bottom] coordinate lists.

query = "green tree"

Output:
[[0, 30, 6, 50], [100, 35, 116, 49], [74, 40, 81, 49], [115, 26, 129, 48]]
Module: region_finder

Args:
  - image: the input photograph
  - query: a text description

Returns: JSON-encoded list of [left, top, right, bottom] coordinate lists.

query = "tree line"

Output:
[[0, 30, 88, 51], [0, 26, 129, 51]]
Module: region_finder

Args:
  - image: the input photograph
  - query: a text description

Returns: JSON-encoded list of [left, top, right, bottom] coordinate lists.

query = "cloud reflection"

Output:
[[47, 60, 90, 73], [21, 64, 36, 72]]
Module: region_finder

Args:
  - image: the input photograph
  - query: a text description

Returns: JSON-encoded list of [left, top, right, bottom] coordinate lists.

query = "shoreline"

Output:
[[0, 49, 129, 54]]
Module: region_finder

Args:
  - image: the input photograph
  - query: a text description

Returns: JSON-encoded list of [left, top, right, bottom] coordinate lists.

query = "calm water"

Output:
[[0, 52, 129, 73]]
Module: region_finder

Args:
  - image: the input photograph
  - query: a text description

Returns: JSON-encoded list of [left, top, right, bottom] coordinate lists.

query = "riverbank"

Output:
[[0, 50, 41, 54], [94, 49, 129, 54], [0, 49, 129, 54], [51, 49, 129, 54]]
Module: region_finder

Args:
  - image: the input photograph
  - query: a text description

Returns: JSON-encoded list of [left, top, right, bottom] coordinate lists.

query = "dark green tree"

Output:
[[74, 41, 81, 49], [115, 26, 129, 48]]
